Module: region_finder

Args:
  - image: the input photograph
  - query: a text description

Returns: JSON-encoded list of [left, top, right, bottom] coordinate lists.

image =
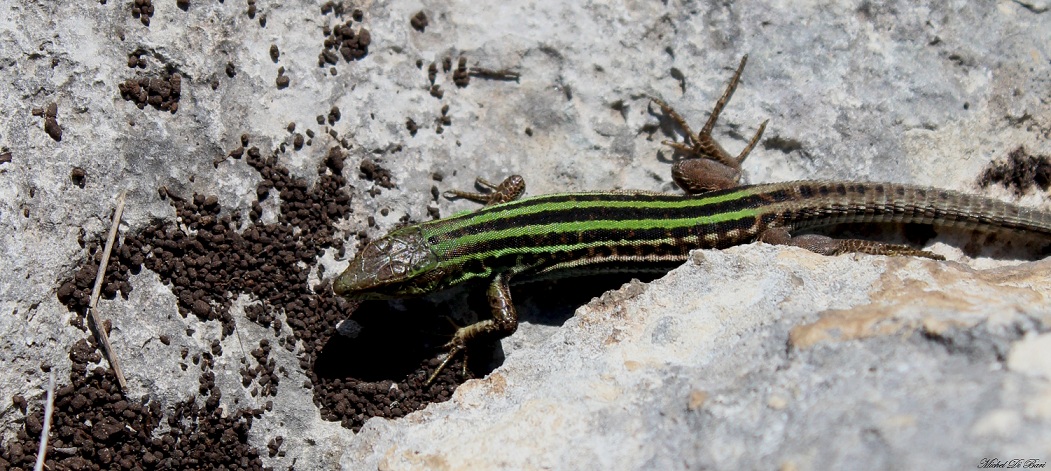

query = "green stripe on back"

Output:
[[428, 207, 759, 276], [430, 187, 760, 235]]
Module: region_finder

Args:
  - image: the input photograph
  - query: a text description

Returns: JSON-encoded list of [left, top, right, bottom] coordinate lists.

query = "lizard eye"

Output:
[[333, 227, 438, 298], [359, 228, 438, 285]]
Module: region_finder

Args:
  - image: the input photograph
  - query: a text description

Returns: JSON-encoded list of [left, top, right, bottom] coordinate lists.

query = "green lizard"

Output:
[[334, 56, 1051, 383]]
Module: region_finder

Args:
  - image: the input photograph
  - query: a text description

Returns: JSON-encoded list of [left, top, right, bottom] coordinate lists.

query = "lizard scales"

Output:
[[334, 181, 1051, 299], [333, 55, 1051, 384]]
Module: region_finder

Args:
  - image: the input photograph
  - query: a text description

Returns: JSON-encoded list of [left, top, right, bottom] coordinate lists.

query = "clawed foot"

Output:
[[443, 175, 526, 207], [759, 229, 946, 261], [650, 55, 768, 194], [425, 338, 468, 386]]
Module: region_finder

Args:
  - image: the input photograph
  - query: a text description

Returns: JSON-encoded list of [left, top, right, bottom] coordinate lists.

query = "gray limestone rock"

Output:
[[1, 0, 1049, 469]]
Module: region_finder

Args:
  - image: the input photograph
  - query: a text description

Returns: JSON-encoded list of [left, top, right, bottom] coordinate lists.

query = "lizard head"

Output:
[[332, 226, 445, 300]]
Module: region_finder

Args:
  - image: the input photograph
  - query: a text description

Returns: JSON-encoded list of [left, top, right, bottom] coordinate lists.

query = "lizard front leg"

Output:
[[426, 176, 526, 384], [428, 272, 519, 385], [443, 175, 526, 206]]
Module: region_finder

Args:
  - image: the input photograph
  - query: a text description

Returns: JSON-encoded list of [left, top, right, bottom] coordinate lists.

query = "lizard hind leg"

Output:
[[650, 55, 768, 194], [758, 227, 945, 260]]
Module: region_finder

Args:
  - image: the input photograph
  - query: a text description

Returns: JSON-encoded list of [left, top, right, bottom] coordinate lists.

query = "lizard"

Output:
[[333, 55, 1051, 384]]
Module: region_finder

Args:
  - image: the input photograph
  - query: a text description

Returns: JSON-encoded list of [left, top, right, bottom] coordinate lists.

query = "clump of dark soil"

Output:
[[979, 146, 1051, 196]]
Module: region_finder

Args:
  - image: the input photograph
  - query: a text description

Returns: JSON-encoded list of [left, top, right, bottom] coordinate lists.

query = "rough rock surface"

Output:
[[347, 247, 1051, 469], [0, 0, 1049, 469]]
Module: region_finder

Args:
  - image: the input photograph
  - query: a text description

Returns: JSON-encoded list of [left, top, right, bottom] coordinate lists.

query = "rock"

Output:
[[1, 0, 1048, 469], [342, 247, 1051, 469]]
